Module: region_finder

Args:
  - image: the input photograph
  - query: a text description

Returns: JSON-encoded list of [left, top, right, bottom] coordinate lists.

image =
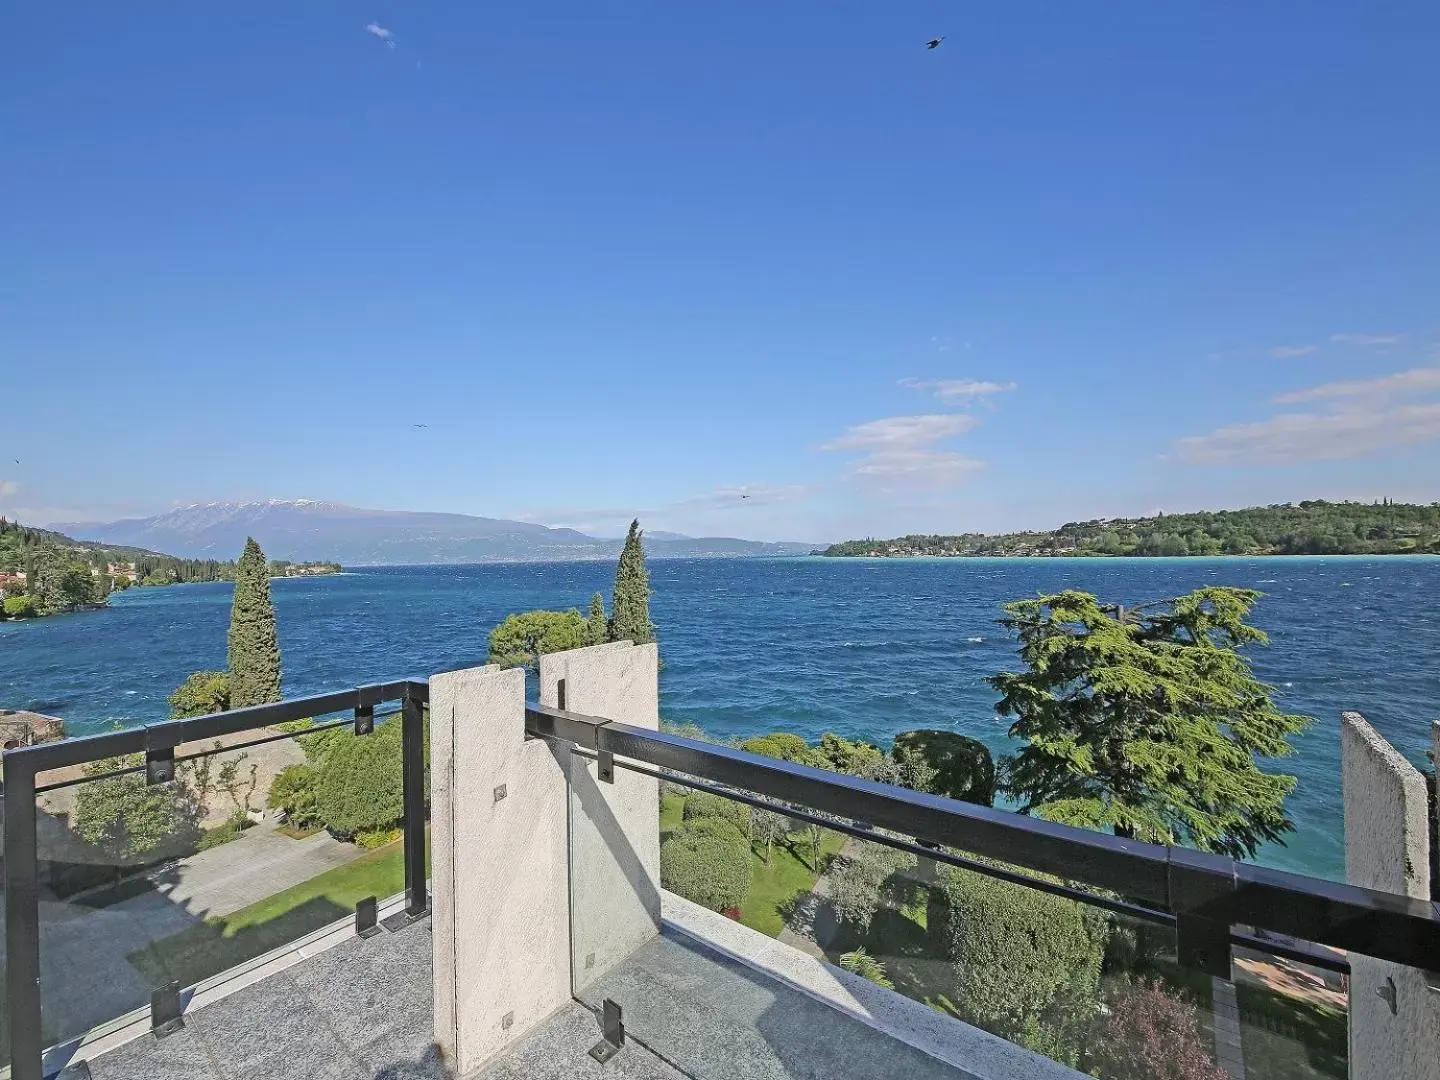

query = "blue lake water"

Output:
[[2, 556, 1437, 882]]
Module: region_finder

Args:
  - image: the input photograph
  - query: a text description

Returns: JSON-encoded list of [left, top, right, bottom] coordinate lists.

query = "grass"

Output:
[[738, 830, 845, 937], [129, 836, 427, 990]]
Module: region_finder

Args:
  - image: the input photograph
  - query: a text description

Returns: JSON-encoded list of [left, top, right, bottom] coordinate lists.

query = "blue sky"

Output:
[[3, 3, 1437, 542]]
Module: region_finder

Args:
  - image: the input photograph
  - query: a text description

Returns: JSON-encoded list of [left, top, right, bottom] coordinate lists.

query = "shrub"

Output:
[[355, 826, 403, 849], [314, 721, 404, 839], [741, 733, 811, 761], [660, 825, 752, 912], [1090, 979, 1227, 1080], [682, 791, 752, 838], [168, 670, 231, 719], [891, 731, 997, 805], [71, 755, 203, 864], [267, 763, 322, 828], [3, 594, 39, 618], [934, 862, 1109, 1063]]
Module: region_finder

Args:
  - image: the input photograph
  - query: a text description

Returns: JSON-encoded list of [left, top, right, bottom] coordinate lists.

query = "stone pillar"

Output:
[[539, 641, 663, 996], [430, 664, 571, 1075], [1340, 711, 1440, 1080]]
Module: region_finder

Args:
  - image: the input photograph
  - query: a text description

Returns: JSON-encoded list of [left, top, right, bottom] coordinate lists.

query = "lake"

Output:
[[2, 555, 1436, 882]]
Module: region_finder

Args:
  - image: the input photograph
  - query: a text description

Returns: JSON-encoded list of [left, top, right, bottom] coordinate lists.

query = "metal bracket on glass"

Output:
[[354, 702, 375, 736], [145, 748, 175, 786], [588, 999, 625, 1064], [1169, 848, 1235, 978], [597, 749, 615, 784], [355, 896, 381, 938], [150, 980, 185, 1038]]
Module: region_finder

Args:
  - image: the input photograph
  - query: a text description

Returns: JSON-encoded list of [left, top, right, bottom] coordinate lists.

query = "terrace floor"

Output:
[[66, 907, 985, 1080]]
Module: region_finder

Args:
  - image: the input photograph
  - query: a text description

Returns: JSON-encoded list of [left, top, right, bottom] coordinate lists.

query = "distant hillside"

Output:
[[0, 518, 232, 581], [822, 500, 1440, 558], [56, 500, 815, 564]]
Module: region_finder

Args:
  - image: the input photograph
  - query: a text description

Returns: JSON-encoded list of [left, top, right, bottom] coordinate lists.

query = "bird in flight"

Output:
[[740, 494, 751, 500], [926, 36, 946, 50], [412, 423, 429, 429]]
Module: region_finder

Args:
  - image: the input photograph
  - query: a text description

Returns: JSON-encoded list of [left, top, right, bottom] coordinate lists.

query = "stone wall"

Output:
[[1340, 711, 1440, 1080], [0, 709, 65, 749]]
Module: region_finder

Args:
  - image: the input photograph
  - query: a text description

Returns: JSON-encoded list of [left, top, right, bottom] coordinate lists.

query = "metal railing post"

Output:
[[401, 688, 428, 917], [4, 756, 45, 1080]]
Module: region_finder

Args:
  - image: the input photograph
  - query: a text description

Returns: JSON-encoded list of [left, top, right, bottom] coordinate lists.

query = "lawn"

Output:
[[660, 790, 843, 938], [129, 837, 424, 990]]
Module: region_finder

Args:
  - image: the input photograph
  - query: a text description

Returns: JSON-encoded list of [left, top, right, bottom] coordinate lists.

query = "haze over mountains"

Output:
[[55, 501, 816, 565]]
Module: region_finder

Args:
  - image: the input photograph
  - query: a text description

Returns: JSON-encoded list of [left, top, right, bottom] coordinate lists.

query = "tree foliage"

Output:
[[828, 840, 916, 933], [1091, 980, 1227, 1080], [586, 591, 609, 646], [660, 824, 752, 912], [934, 862, 1109, 1060], [991, 588, 1310, 858], [71, 755, 203, 863], [168, 670, 232, 719], [682, 791, 753, 838], [610, 519, 655, 645], [487, 608, 588, 669], [838, 947, 894, 989], [891, 730, 996, 805], [314, 720, 404, 838], [227, 537, 282, 708], [822, 498, 1440, 558], [267, 763, 323, 829]]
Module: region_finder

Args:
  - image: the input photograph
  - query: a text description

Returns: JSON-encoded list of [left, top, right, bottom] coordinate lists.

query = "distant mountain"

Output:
[[55, 500, 816, 565]]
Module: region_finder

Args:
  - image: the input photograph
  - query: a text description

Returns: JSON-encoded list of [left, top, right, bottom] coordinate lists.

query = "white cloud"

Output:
[[0, 480, 17, 499], [818, 414, 977, 452], [1274, 367, 1440, 404], [852, 450, 985, 480], [1177, 366, 1440, 465], [1269, 345, 1317, 359], [365, 22, 396, 48], [1330, 332, 1402, 347], [899, 377, 1017, 402]]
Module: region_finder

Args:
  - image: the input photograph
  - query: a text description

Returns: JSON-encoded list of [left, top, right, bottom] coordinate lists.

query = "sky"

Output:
[[3, 3, 1438, 543]]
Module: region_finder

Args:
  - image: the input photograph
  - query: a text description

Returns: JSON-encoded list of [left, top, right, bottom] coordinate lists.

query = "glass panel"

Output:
[[33, 715, 419, 1054], [571, 768, 1350, 1080]]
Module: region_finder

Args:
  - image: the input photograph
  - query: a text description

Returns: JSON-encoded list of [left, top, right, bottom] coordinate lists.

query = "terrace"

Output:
[[4, 643, 1438, 1080]]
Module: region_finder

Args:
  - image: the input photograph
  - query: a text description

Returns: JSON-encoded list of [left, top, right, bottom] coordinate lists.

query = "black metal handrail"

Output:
[[525, 700, 1440, 979], [2, 679, 431, 1080]]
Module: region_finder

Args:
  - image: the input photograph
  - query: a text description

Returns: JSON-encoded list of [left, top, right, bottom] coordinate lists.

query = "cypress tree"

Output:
[[228, 537, 282, 707], [609, 519, 655, 645], [586, 591, 609, 646]]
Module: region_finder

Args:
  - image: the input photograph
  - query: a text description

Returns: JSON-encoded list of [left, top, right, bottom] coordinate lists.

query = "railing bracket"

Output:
[[355, 896, 381, 939], [354, 703, 374, 736], [150, 980, 185, 1038], [598, 750, 615, 783], [588, 999, 625, 1063], [145, 748, 175, 786]]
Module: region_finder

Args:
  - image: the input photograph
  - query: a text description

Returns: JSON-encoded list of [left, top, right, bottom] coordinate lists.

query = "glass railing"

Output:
[[2, 682, 430, 1080], [535, 705, 1436, 1080]]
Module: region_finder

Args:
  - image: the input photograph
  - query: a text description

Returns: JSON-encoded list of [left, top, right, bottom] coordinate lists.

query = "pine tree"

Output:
[[228, 537, 282, 707], [609, 519, 654, 645], [586, 591, 609, 646]]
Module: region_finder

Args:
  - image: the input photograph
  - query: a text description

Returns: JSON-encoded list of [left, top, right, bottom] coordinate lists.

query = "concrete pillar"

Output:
[[1340, 711, 1440, 1080], [539, 641, 663, 996], [430, 664, 571, 1075]]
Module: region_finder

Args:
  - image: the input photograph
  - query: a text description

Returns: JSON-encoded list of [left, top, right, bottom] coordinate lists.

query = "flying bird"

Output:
[[366, 22, 397, 49], [740, 494, 751, 500], [925, 36, 946, 50], [412, 423, 428, 429]]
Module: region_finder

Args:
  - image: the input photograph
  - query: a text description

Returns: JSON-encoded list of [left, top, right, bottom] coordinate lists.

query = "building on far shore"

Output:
[[0, 709, 65, 750]]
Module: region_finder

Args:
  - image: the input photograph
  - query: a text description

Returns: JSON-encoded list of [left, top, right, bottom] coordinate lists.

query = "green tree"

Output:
[[488, 609, 588, 669], [168, 671, 232, 719], [741, 733, 813, 762], [314, 720, 403, 838], [71, 755, 203, 863], [58, 562, 97, 608], [828, 840, 916, 933], [891, 731, 997, 805], [934, 862, 1109, 1063], [267, 763, 322, 829], [659, 824, 751, 912], [227, 537, 282, 708], [682, 791, 753, 838], [991, 588, 1310, 858], [610, 519, 655, 645], [586, 591, 609, 646], [3, 594, 38, 618]]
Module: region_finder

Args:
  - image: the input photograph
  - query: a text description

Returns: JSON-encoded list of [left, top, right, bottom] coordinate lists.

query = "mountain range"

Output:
[[54, 501, 817, 565]]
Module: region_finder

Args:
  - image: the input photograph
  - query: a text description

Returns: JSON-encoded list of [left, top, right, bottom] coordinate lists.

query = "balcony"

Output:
[[5, 644, 1439, 1080]]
